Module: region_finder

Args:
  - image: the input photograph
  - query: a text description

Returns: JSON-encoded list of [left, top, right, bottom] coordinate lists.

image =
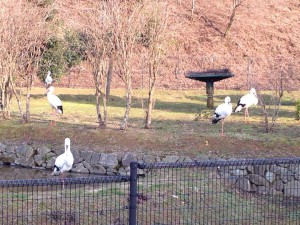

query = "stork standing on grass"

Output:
[[234, 88, 258, 122], [52, 138, 73, 188], [47, 86, 63, 126], [45, 71, 53, 87], [212, 96, 233, 136]]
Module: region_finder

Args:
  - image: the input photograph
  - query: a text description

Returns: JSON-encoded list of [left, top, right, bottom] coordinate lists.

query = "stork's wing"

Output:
[[48, 95, 62, 107], [54, 153, 66, 169], [215, 103, 232, 119]]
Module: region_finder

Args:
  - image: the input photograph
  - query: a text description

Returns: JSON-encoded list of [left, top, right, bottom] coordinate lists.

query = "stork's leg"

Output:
[[246, 108, 250, 123], [49, 108, 54, 126], [53, 110, 61, 126], [221, 121, 224, 136], [52, 109, 56, 125], [53, 112, 57, 126], [52, 110, 58, 126]]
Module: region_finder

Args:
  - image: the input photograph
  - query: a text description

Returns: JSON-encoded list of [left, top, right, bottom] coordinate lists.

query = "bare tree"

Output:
[[82, 3, 112, 129], [141, 0, 169, 129], [56, 0, 146, 130], [56, 0, 114, 128], [0, 1, 18, 119], [23, 46, 44, 123], [223, 0, 245, 37], [111, 0, 146, 130], [258, 56, 297, 133], [0, 0, 49, 121]]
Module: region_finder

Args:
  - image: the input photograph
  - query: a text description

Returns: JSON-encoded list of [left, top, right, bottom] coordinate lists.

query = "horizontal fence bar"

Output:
[[0, 175, 130, 187], [138, 157, 300, 169]]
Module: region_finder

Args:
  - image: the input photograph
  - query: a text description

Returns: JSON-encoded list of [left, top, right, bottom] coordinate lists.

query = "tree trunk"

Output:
[[262, 104, 270, 133], [101, 56, 114, 128], [223, 7, 237, 37], [102, 94, 108, 127], [145, 89, 155, 129], [120, 83, 132, 130], [10, 78, 25, 122], [96, 91, 104, 128], [1, 75, 12, 119], [3, 84, 12, 119], [144, 50, 159, 129], [93, 65, 105, 128], [144, 68, 157, 129], [105, 56, 114, 102], [25, 92, 31, 123], [25, 72, 34, 123], [223, 0, 243, 37]]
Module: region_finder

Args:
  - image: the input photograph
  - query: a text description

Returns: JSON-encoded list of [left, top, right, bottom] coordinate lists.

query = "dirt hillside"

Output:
[[34, 0, 300, 90]]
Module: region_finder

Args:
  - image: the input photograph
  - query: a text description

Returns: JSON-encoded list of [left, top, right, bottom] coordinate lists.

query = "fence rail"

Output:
[[1, 157, 300, 224]]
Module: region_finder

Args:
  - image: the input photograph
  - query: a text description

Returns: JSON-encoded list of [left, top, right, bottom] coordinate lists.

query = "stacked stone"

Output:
[[1, 142, 300, 197], [217, 161, 300, 197], [0, 142, 191, 177]]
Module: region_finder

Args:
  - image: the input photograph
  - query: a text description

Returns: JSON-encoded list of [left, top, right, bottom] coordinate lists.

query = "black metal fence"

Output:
[[1, 158, 300, 224], [136, 158, 300, 225], [0, 176, 130, 225]]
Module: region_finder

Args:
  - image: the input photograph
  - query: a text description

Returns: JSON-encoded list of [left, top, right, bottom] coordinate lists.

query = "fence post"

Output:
[[129, 161, 138, 225]]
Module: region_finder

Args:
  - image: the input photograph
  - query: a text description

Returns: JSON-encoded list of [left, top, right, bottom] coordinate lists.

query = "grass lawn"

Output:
[[0, 88, 299, 159]]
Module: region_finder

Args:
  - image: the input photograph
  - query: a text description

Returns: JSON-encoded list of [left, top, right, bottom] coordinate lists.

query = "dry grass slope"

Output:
[[47, 0, 300, 90]]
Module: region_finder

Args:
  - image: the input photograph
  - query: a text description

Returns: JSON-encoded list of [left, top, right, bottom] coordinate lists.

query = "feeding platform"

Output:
[[186, 69, 234, 109]]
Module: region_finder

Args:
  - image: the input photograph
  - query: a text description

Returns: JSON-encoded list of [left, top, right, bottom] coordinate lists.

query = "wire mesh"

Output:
[[1, 158, 300, 225], [136, 158, 300, 225], [0, 176, 130, 225]]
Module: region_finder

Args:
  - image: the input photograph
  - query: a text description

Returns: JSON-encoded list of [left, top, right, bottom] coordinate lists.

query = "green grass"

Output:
[[1, 88, 300, 158], [96, 187, 126, 196]]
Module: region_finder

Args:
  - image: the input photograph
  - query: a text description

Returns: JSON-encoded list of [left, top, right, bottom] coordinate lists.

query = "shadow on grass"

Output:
[[31, 93, 207, 114], [30, 92, 297, 118]]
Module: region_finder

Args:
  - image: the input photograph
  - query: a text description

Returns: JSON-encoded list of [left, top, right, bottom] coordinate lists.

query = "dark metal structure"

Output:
[[0, 176, 130, 225], [1, 157, 300, 225], [186, 69, 234, 108]]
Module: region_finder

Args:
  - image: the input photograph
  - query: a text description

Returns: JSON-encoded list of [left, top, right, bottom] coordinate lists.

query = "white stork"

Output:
[[51, 138, 74, 188], [212, 96, 232, 136], [47, 86, 63, 125], [234, 88, 258, 122], [45, 71, 53, 87], [52, 138, 73, 176]]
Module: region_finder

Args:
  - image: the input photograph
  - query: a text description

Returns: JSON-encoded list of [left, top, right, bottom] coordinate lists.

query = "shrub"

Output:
[[64, 30, 87, 69], [37, 31, 87, 83], [38, 36, 67, 82]]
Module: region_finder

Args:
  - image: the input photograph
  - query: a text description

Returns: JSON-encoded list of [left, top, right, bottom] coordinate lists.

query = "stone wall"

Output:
[[1, 142, 300, 197], [0, 142, 193, 176], [217, 162, 300, 197]]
